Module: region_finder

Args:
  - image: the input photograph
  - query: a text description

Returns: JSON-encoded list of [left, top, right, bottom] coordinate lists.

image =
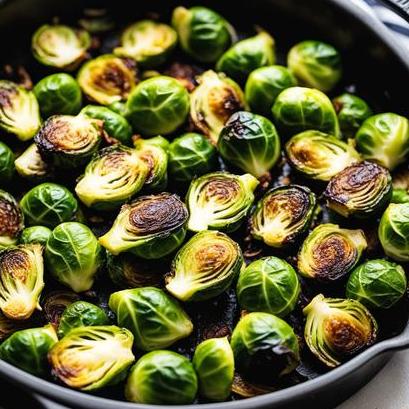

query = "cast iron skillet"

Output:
[[0, 0, 409, 408]]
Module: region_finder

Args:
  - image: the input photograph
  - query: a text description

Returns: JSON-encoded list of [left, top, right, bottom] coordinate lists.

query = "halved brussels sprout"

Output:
[[99, 193, 188, 259], [166, 231, 243, 302], [109, 287, 193, 350], [346, 259, 407, 309], [15, 144, 51, 181], [0, 142, 15, 185], [298, 224, 367, 282], [0, 244, 44, 320], [231, 312, 300, 381], [250, 185, 316, 248], [49, 326, 135, 390], [303, 294, 377, 367], [218, 111, 281, 178], [125, 350, 198, 404], [0, 80, 41, 141], [323, 161, 392, 218], [356, 113, 409, 170], [42, 290, 80, 328], [172, 6, 235, 63], [272, 86, 340, 138], [125, 76, 190, 136], [0, 324, 57, 376], [20, 183, 78, 228], [287, 40, 342, 92], [392, 188, 409, 204], [193, 337, 234, 401], [216, 32, 275, 84], [0, 190, 24, 248], [190, 70, 246, 144], [32, 24, 91, 70], [20, 226, 52, 246], [114, 20, 177, 67], [285, 130, 361, 181], [186, 172, 258, 232], [45, 222, 103, 292]]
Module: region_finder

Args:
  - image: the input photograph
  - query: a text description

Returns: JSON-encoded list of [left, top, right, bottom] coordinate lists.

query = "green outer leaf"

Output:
[[0, 141, 15, 185], [20, 226, 52, 246]]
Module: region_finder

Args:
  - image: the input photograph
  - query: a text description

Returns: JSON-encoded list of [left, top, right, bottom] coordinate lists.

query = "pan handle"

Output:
[[379, 0, 409, 21]]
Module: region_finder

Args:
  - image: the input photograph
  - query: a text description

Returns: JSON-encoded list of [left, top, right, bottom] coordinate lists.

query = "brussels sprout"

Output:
[[20, 226, 52, 246], [346, 259, 407, 309], [392, 188, 409, 204], [190, 70, 246, 144], [45, 222, 103, 292], [42, 290, 80, 328], [77, 54, 137, 106], [49, 326, 135, 390], [99, 193, 188, 259], [303, 294, 377, 367], [139, 135, 170, 151], [114, 20, 177, 67], [231, 312, 300, 381], [245, 65, 297, 116], [20, 183, 78, 228], [125, 350, 198, 404], [250, 185, 316, 248], [0, 142, 14, 185], [216, 32, 275, 84], [34, 114, 103, 169], [272, 87, 340, 138], [166, 231, 243, 302], [172, 6, 235, 63], [75, 145, 148, 211], [218, 111, 281, 178], [109, 100, 127, 116], [0, 324, 57, 376], [186, 172, 258, 232], [125, 76, 190, 136], [192, 337, 234, 401], [323, 161, 392, 218], [285, 130, 361, 181], [0, 80, 41, 141], [14, 144, 51, 181], [0, 190, 24, 248], [32, 24, 91, 70], [109, 287, 193, 350], [355, 113, 409, 170], [287, 40, 342, 92]]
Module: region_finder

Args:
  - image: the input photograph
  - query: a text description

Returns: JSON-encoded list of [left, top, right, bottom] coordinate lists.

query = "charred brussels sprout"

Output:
[[250, 185, 316, 248], [303, 294, 377, 367], [20, 226, 52, 246], [109, 287, 193, 350], [356, 113, 409, 170], [99, 193, 188, 259], [0, 142, 14, 185], [166, 231, 243, 302], [323, 161, 392, 218], [218, 111, 281, 178], [45, 222, 103, 292], [49, 326, 135, 390], [287, 40, 342, 92], [187, 172, 258, 232], [15, 144, 51, 181], [0, 190, 24, 248], [42, 290, 80, 329], [126, 350, 198, 404]]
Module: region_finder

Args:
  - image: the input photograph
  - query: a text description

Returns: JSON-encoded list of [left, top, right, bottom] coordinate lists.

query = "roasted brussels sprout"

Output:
[[392, 188, 409, 204], [32, 24, 91, 70], [218, 111, 281, 178], [109, 287, 193, 350], [346, 259, 407, 309], [14, 144, 51, 181], [190, 70, 246, 144], [231, 312, 300, 381], [287, 40, 342, 92], [125, 350, 198, 404], [303, 294, 377, 367], [272, 86, 340, 138], [0, 80, 41, 141], [42, 290, 80, 329], [99, 193, 188, 259], [285, 130, 360, 181], [0, 324, 57, 376], [323, 161, 392, 218], [166, 231, 243, 302], [125, 76, 190, 136], [172, 6, 235, 63], [356, 113, 409, 170], [45, 222, 103, 292], [49, 326, 135, 390], [20, 183, 78, 228], [186, 172, 258, 232], [20, 226, 52, 246], [0, 142, 14, 185], [250, 185, 316, 248], [114, 20, 177, 67], [216, 32, 275, 84], [0, 190, 24, 248], [139, 135, 170, 151]]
